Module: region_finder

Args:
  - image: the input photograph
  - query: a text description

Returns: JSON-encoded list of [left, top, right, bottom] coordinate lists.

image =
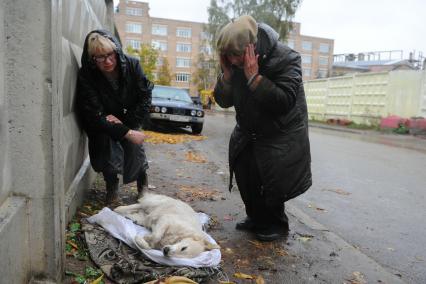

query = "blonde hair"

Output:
[[87, 32, 116, 57]]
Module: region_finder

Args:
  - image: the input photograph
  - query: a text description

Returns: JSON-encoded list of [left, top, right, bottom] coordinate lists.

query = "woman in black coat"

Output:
[[76, 30, 153, 203], [214, 16, 312, 241]]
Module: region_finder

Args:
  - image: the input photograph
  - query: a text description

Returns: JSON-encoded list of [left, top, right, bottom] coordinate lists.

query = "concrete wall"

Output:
[[419, 70, 426, 117], [0, 0, 113, 283], [305, 70, 425, 125]]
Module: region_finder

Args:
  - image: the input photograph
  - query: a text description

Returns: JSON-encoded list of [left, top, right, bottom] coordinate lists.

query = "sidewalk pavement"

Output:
[[308, 121, 426, 154], [144, 131, 408, 283]]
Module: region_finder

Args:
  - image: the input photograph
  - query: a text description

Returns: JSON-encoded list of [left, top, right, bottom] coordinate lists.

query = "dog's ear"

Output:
[[203, 239, 220, 250]]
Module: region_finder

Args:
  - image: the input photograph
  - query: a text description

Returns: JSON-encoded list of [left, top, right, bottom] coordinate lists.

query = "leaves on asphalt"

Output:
[[296, 232, 314, 243], [144, 130, 206, 144], [344, 271, 367, 284], [323, 188, 351, 196], [177, 185, 222, 201], [233, 272, 265, 283], [185, 151, 207, 163], [223, 215, 234, 221], [256, 275, 265, 284], [234, 272, 254, 279], [308, 203, 328, 212]]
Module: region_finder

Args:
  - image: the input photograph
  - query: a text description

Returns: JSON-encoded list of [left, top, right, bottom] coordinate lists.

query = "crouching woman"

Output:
[[76, 30, 153, 203]]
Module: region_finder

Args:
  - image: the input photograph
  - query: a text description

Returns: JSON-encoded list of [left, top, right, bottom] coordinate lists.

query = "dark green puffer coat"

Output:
[[214, 23, 312, 204]]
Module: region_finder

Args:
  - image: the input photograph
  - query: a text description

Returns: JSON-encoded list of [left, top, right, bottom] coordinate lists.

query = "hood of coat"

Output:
[[81, 29, 128, 76], [256, 23, 279, 65]]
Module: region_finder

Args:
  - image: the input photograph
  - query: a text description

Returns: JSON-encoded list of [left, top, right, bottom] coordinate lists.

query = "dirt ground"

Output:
[[64, 125, 405, 284]]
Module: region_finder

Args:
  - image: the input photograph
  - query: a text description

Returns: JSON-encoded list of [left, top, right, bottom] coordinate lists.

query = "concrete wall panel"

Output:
[[0, 0, 113, 282], [305, 70, 424, 125]]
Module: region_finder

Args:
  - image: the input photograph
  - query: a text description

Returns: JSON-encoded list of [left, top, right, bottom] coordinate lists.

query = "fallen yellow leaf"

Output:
[[297, 236, 312, 242], [256, 275, 265, 284], [66, 240, 78, 250], [90, 274, 104, 284], [185, 151, 207, 163], [234, 272, 254, 279]]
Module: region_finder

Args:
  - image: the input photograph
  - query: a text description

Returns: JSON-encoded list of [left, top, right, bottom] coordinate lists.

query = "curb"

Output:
[[286, 203, 407, 284]]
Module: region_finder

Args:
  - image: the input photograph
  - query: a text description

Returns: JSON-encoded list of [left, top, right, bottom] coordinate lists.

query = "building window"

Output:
[[303, 68, 311, 77], [319, 56, 329, 66], [176, 43, 191, 53], [286, 39, 295, 49], [302, 41, 312, 51], [176, 73, 190, 82], [200, 31, 212, 40], [318, 68, 328, 78], [176, 27, 192, 38], [152, 24, 168, 36], [151, 40, 167, 51], [156, 57, 164, 66], [200, 45, 212, 55], [319, 43, 330, 53], [126, 22, 142, 34], [126, 39, 141, 50], [302, 54, 312, 65], [126, 7, 143, 16], [176, 57, 191, 68]]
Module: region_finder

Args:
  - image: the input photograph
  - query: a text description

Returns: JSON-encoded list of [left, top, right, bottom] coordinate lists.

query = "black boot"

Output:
[[105, 179, 119, 204], [235, 217, 257, 231], [137, 171, 148, 197]]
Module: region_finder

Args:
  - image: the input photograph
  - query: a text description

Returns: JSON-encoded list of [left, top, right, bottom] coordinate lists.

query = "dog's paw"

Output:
[[135, 234, 151, 249], [113, 206, 127, 214]]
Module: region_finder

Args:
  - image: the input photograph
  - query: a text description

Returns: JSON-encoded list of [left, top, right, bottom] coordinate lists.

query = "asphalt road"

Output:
[[142, 110, 425, 283], [293, 126, 426, 283]]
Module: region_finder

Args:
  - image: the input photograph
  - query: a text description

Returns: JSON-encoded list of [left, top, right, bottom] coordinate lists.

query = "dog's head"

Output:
[[162, 236, 220, 258]]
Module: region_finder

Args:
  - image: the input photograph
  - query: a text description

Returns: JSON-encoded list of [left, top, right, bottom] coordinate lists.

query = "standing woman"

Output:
[[76, 30, 153, 204]]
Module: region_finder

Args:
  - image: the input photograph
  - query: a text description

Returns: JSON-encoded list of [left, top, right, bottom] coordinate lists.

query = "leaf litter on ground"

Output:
[[185, 151, 207, 163], [144, 130, 206, 144]]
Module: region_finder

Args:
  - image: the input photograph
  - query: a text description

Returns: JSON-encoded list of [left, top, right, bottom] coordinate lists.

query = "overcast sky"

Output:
[[115, 0, 426, 59]]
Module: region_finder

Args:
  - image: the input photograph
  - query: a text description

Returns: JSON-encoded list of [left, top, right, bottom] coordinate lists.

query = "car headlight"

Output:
[[191, 110, 197, 116], [161, 107, 167, 113], [196, 110, 203, 117], [154, 106, 160, 112]]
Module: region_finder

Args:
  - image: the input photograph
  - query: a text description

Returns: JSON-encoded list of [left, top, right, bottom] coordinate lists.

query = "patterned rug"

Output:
[[82, 220, 222, 284]]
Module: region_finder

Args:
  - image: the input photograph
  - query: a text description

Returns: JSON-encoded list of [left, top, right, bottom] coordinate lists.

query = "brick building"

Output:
[[285, 23, 334, 80], [114, 1, 334, 96]]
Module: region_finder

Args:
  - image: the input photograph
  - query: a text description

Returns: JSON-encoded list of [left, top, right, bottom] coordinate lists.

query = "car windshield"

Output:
[[152, 86, 193, 103]]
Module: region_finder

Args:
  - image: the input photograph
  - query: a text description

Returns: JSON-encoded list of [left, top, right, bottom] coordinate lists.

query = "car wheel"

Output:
[[191, 123, 203, 134]]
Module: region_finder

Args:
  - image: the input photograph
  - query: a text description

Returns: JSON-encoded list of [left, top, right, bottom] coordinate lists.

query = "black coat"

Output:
[[214, 23, 312, 203], [76, 30, 153, 171]]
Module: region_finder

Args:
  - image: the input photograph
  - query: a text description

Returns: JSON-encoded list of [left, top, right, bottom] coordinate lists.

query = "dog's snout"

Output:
[[163, 246, 170, 256]]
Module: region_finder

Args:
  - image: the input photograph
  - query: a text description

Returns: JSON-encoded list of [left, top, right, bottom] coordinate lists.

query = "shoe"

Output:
[[105, 180, 119, 204], [137, 171, 148, 197], [235, 217, 256, 231], [255, 225, 289, 242]]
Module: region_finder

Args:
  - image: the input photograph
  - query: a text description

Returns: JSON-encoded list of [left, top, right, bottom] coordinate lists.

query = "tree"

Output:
[[206, 0, 301, 51], [125, 44, 159, 82], [156, 57, 173, 86], [192, 53, 217, 91]]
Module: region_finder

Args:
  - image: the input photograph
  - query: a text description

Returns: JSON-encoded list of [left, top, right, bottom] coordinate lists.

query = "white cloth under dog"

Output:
[[87, 207, 221, 268]]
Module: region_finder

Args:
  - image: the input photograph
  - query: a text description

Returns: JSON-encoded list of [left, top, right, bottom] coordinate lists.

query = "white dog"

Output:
[[114, 193, 219, 258]]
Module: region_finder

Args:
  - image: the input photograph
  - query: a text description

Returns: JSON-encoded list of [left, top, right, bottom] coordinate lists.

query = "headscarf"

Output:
[[216, 15, 258, 55]]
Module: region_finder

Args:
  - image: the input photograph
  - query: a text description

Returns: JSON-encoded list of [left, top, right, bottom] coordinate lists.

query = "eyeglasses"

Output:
[[93, 52, 115, 63]]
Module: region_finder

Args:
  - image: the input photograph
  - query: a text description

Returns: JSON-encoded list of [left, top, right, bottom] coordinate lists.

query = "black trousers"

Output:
[[233, 144, 288, 230], [102, 138, 148, 184]]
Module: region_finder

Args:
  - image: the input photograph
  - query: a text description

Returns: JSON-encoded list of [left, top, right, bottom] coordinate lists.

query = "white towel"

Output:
[[87, 207, 221, 268]]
